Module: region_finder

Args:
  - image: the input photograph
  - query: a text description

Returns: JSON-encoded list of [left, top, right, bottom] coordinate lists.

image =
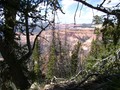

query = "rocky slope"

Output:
[[39, 28, 96, 54]]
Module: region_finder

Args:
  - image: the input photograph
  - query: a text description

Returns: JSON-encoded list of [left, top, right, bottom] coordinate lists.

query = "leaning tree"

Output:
[[0, 0, 63, 89]]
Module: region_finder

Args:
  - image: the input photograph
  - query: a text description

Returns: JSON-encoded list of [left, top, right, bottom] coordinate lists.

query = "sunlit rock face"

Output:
[[19, 28, 97, 60], [19, 27, 97, 55], [9, 27, 98, 74], [39, 28, 96, 54]]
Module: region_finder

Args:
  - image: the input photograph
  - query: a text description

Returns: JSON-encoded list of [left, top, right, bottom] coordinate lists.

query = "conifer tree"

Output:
[[56, 31, 71, 78], [92, 15, 103, 24], [32, 38, 42, 83], [47, 44, 57, 79], [0, 0, 62, 89], [70, 42, 81, 76]]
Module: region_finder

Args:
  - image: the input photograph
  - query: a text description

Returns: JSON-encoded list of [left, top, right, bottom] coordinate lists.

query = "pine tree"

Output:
[[92, 15, 103, 24], [56, 31, 71, 78], [0, 0, 62, 89], [46, 31, 71, 79], [46, 44, 57, 79], [70, 42, 81, 76], [32, 38, 42, 83]]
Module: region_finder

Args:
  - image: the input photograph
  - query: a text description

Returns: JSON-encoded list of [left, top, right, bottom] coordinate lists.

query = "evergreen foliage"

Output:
[[0, 0, 62, 89], [56, 32, 71, 78], [70, 42, 81, 76], [47, 45, 57, 79], [32, 38, 42, 83], [92, 15, 103, 24], [1, 0, 120, 89], [46, 31, 71, 79]]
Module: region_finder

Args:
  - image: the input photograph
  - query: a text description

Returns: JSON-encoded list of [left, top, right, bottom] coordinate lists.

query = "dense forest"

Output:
[[0, 0, 120, 90]]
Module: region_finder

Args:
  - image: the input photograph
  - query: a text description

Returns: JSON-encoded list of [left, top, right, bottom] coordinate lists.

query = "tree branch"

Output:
[[32, 23, 50, 51], [18, 23, 50, 63], [70, 70, 83, 81], [77, 73, 99, 87], [67, 73, 99, 90], [99, 0, 106, 7], [74, 0, 119, 16], [74, 2, 79, 24]]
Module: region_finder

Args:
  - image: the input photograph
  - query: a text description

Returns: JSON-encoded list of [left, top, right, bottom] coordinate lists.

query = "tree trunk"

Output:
[[0, 0, 31, 89], [0, 41, 30, 89]]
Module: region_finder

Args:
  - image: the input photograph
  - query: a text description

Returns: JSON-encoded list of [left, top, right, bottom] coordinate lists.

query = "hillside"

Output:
[[39, 28, 96, 54], [20, 28, 97, 54]]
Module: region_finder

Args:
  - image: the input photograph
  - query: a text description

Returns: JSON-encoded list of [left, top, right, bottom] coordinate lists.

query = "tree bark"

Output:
[[0, 41, 30, 89], [74, 0, 120, 16], [0, 0, 30, 89]]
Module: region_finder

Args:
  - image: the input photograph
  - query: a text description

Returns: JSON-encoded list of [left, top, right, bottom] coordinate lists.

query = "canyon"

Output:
[[0, 26, 98, 62], [39, 28, 96, 54]]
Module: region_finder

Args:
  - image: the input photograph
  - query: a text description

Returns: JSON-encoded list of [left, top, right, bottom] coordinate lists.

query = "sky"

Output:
[[55, 0, 120, 24]]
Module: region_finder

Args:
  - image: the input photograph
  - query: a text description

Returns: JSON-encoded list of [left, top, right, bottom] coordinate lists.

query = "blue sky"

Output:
[[55, 0, 120, 24]]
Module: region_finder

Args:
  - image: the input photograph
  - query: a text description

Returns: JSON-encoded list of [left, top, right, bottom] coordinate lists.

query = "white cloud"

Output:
[[56, 0, 100, 23], [61, 0, 76, 12], [56, 4, 104, 24], [103, 0, 120, 7], [74, 6, 105, 24], [56, 0, 119, 24]]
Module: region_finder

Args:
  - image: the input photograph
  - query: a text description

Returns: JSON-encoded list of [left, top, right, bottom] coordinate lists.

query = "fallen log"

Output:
[[43, 74, 99, 90]]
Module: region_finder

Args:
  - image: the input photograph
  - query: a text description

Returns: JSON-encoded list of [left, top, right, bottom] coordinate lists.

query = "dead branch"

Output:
[[74, 0, 120, 16], [74, 2, 79, 24], [70, 70, 84, 81], [18, 23, 50, 63], [99, 0, 106, 7]]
